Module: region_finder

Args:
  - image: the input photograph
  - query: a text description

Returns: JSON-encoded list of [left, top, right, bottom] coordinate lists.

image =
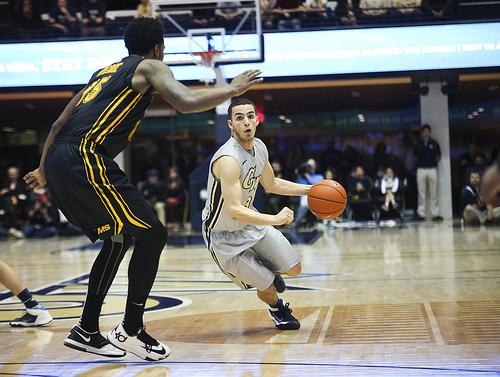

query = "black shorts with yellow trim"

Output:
[[45, 137, 157, 242]]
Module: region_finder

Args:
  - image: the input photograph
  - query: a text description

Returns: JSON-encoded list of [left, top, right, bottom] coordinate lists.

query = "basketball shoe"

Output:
[[64, 325, 126, 357], [10, 305, 53, 327], [108, 323, 170, 361], [269, 299, 300, 330]]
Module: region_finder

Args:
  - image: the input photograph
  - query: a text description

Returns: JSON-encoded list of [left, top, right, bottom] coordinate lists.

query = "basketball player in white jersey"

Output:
[[202, 97, 312, 330]]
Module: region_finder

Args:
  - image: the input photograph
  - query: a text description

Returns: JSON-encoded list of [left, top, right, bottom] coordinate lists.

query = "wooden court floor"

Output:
[[0, 222, 499, 376]]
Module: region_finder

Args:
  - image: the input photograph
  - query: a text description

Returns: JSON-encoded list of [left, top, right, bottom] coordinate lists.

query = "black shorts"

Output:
[[45, 137, 158, 242]]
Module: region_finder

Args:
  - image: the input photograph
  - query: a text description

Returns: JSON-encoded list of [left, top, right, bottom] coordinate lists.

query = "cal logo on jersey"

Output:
[[242, 166, 260, 192], [97, 224, 111, 235]]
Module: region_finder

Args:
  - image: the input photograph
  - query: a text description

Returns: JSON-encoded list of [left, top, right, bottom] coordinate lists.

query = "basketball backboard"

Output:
[[151, 0, 264, 67]]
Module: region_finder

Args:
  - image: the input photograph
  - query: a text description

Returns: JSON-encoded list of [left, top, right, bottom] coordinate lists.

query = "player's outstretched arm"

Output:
[[215, 156, 293, 226], [137, 60, 262, 113], [260, 161, 311, 196], [24, 89, 84, 190]]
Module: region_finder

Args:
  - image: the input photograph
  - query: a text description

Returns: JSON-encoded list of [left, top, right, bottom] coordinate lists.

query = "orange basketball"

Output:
[[307, 179, 347, 220]]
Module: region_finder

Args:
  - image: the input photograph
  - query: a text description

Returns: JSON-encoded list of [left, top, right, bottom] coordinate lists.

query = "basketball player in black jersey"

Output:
[[23, 18, 262, 360]]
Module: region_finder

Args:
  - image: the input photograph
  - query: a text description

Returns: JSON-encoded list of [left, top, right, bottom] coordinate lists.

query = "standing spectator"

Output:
[[138, 169, 168, 226], [0, 167, 28, 239], [293, 159, 324, 227], [81, 0, 106, 37], [421, 0, 455, 20], [136, 0, 151, 18], [14, 0, 43, 39], [414, 124, 442, 221], [48, 0, 79, 36], [22, 190, 59, 238], [215, 1, 242, 28], [380, 166, 399, 211], [166, 167, 185, 231]]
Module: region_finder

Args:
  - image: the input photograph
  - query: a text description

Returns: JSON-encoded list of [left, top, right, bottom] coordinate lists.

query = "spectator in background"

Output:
[[293, 158, 324, 227], [414, 124, 442, 221], [335, 0, 357, 25], [191, 5, 214, 27], [421, 0, 455, 20], [460, 170, 485, 225], [380, 166, 399, 211], [348, 165, 373, 221], [81, 0, 106, 36], [260, 0, 276, 28], [14, 0, 43, 39], [390, 0, 422, 22], [267, 160, 287, 215], [138, 169, 168, 226], [358, 0, 391, 23], [166, 167, 185, 231], [136, 0, 151, 18], [303, 0, 328, 26], [48, 0, 79, 36], [0, 167, 28, 239], [215, 1, 242, 28], [22, 190, 59, 238], [274, 0, 304, 30]]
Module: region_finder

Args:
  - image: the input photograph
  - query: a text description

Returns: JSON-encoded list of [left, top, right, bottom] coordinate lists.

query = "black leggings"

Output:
[[80, 223, 168, 333]]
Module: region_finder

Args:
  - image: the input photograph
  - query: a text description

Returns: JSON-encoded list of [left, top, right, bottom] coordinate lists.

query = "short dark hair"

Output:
[[421, 124, 431, 132], [124, 18, 165, 56], [228, 97, 256, 119]]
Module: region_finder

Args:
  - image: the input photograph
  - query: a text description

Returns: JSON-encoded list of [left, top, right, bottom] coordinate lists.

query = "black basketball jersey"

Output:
[[58, 55, 152, 158]]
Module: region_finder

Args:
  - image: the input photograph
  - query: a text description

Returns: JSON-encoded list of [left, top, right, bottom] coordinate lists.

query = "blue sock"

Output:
[[17, 288, 39, 309]]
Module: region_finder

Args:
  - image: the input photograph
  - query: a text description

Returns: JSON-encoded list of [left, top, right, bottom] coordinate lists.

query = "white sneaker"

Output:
[[7, 228, 24, 239], [108, 323, 170, 361], [10, 305, 53, 327]]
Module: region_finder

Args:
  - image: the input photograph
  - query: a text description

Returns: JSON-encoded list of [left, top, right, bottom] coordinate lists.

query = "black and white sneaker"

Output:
[[64, 325, 126, 358], [108, 323, 170, 361], [269, 299, 301, 330], [10, 306, 53, 327], [273, 274, 286, 293]]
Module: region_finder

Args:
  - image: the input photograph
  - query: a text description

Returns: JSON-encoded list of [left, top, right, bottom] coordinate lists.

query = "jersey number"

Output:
[[80, 76, 111, 104], [244, 196, 253, 208]]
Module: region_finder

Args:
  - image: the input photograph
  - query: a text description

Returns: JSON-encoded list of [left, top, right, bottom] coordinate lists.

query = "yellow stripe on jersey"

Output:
[[95, 92, 143, 145], [128, 120, 142, 142], [92, 147, 151, 229]]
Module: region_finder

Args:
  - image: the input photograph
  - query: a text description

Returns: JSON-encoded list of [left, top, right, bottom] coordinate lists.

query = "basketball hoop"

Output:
[[191, 50, 222, 85]]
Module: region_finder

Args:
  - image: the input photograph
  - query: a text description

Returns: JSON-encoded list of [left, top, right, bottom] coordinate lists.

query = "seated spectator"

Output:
[[215, 1, 243, 28], [335, 0, 358, 25], [14, 0, 43, 39], [348, 165, 374, 221], [22, 190, 59, 238], [390, 0, 422, 22], [380, 166, 399, 211], [48, 0, 79, 36], [274, 0, 304, 30], [136, 0, 151, 18], [138, 169, 168, 226], [260, 0, 277, 29], [191, 6, 215, 27], [421, 0, 455, 20], [293, 158, 324, 228], [81, 0, 106, 36], [166, 167, 185, 231], [0, 167, 28, 239], [358, 0, 391, 23], [303, 0, 329, 26], [461, 170, 500, 225]]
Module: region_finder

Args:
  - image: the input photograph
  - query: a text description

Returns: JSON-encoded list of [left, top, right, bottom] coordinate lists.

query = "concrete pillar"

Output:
[[420, 81, 453, 219]]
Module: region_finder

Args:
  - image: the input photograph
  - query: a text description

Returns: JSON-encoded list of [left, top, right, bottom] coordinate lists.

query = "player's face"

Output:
[[228, 104, 259, 144]]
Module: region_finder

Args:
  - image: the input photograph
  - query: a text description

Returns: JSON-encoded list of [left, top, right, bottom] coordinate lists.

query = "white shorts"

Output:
[[205, 226, 300, 291]]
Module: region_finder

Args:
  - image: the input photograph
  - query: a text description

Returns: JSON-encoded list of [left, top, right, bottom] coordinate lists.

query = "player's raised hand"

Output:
[[23, 168, 46, 190], [275, 207, 294, 225], [230, 70, 263, 96]]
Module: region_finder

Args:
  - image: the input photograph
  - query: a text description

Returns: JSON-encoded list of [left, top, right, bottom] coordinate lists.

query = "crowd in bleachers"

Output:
[[1, 0, 489, 41]]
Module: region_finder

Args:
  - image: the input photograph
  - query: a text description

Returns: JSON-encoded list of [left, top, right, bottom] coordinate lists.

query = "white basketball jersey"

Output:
[[202, 137, 268, 233]]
